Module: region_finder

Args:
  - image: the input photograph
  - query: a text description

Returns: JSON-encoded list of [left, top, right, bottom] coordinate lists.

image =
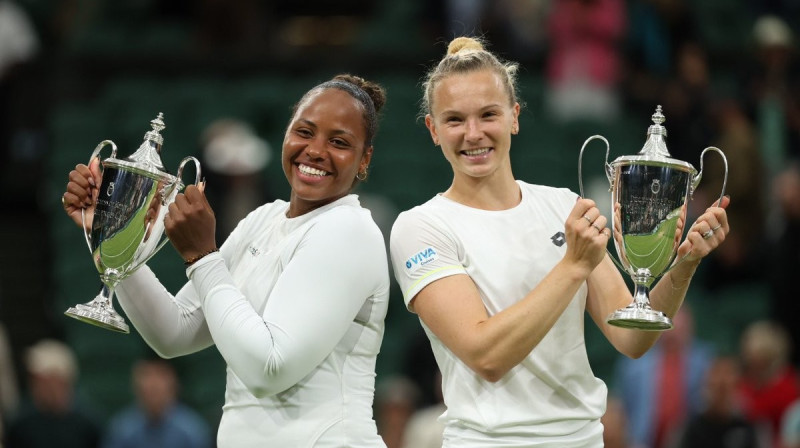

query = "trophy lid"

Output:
[[124, 112, 168, 173], [640, 105, 670, 158], [611, 105, 695, 173]]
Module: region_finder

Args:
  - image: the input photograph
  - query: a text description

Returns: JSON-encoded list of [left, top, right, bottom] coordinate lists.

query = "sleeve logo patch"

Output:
[[405, 247, 438, 273]]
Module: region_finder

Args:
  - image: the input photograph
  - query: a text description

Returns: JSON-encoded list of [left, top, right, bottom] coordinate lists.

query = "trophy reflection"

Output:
[[65, 113, 201, 333], [578, 106, 728, 331]]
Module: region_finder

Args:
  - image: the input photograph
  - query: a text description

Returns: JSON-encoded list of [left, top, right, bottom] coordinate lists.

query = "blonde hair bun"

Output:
[[447, 37, 484, 55]]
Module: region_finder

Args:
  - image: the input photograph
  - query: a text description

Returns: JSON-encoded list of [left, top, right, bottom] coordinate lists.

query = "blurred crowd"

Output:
[[1, 0, 800, 447]]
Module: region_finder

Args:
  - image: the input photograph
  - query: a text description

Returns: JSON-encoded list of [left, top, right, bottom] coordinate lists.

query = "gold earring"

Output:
[[356, 170, 368, 181]]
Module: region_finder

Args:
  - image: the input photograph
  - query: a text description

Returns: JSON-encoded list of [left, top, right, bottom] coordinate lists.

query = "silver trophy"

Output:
[[578, 106, 728, 331], [65, 113, 201, 333]]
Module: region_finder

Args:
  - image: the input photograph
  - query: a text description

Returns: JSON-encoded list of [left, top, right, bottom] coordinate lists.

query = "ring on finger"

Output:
[[711, 224, 722, 232], [582, 215, 593, 224], [61, 196, 66, 207], [702, 229, 713, 240], [591, 224, 602, 232]]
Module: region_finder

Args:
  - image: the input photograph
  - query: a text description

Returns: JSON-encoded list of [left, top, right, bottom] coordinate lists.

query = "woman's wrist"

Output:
[[184, 248, 219, 267]]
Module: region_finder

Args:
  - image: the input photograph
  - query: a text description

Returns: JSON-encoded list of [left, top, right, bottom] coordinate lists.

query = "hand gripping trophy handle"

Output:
[[66, 113, 202, 333], [577, 106, 729, 331]]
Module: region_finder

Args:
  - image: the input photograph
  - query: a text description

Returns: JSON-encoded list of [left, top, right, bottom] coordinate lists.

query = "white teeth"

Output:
[[463, 148, 490, 156], [298, 164, 329, 176]]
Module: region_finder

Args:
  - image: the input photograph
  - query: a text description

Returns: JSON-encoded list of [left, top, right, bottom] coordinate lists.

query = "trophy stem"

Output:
[[64, 284, 130, 334], [606, 275, 673, 331]]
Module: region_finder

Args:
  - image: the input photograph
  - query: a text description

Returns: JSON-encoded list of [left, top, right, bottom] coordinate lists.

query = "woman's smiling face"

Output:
[[425, 69, 519, 181], [282, 87, 372, 217]]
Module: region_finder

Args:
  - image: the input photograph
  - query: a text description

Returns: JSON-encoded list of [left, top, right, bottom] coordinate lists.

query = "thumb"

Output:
[[89, 157, 102, 187], [717, 194, 731, 209]]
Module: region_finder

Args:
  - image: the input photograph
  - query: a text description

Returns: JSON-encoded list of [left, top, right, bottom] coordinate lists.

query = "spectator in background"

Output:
[[401, 370, 445, 448], [200, 118, 273, 243], [741, 15, 799, 181], [613, 306, 714, 448], [694, 97, 767, 291], [659, 42, 715, 164], [770, 162, 800, 365], [782, 397, 800, 448], [679, 356, 759, 448], [3, 339, 101, 448], [738, 320, 800, 447], [374, 376, 420, 448], [0, 322, 19, 444], [102, 357, 211, 448], [545, 0, 626, 123], [602, 396, 629, 448]]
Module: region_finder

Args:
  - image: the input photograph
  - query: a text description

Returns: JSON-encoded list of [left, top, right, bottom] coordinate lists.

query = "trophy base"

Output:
[[65, 303, 130, 334], [606, 306, 673, 331]]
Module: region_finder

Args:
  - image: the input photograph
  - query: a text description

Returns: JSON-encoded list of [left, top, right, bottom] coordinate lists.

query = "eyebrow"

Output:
[[295, 118, 357, 139], [438, 103, 504, 116]]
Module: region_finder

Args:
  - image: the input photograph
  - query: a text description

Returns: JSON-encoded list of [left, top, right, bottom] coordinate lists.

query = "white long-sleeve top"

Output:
[[116, 194, 390, 448]]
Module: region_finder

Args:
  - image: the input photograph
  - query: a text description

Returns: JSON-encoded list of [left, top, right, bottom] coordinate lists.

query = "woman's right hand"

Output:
[[563, 198, 611, 276], [62, 158, 102, 230]]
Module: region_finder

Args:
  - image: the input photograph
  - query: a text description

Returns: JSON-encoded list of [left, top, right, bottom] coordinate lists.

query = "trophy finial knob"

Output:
[[150, 112, 166, 133], [652, 105, 665, 125]]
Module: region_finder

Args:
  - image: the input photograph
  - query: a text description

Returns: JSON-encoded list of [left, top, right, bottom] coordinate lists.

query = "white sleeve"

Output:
[[115, 212, 248, 358], [188, 211, 387, 398], [116, 266, 213, 357], [389, 210, 465, 308]]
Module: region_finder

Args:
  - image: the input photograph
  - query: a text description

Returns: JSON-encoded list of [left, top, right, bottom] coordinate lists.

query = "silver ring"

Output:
[[711, 224, 722, 232], [702, 229, 713, 240], [591, 224, 602, 232], [582, 215, 593, 224]]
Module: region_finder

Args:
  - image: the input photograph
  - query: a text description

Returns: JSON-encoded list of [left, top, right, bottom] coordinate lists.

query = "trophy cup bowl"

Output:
[[578, 106, 728, 331], [65, 113, 201, 333]]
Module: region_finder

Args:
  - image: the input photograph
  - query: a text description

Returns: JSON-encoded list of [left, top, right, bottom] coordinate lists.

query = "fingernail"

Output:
[[89, 177, 96, 187]]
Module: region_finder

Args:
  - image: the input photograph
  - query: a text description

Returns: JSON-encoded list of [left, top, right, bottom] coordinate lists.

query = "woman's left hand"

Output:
[[165, 183, 218, 263], [677, 195, 731, 263]]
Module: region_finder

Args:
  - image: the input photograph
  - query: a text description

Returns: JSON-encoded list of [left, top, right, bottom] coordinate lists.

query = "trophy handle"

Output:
[[578, 135, 627, 272], [690, 146, 729, 205], [82, 140, 118, 253], [578, 135, 613, 198], [667, 146, 729, 273], [176, 156, 203, 187], [148, 156, 204, 256]]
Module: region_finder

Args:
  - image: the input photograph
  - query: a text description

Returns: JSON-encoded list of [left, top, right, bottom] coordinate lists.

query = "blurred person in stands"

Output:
[[694, 98, 767, 291], [679, 356, 759, 448], [62, 74, 390, 447], [602, 396, 629, 448], [3, 339, 101, 448], [613, 305, 714, 448], [389, 35, 730, 447], [770, 162, 800, 364], [374, 376, 420, 448], [0, 322, 19, 445], [199, 118, 273, 243], [102, 357, 211, 448], [545, 0, 626, 123], [738, 320, 800, 447], [741, 15, 799, 181], [401, 370, 445, 448]]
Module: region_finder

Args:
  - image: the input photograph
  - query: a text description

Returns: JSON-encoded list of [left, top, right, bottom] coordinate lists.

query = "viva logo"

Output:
[[406, 247, 437, 271]]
